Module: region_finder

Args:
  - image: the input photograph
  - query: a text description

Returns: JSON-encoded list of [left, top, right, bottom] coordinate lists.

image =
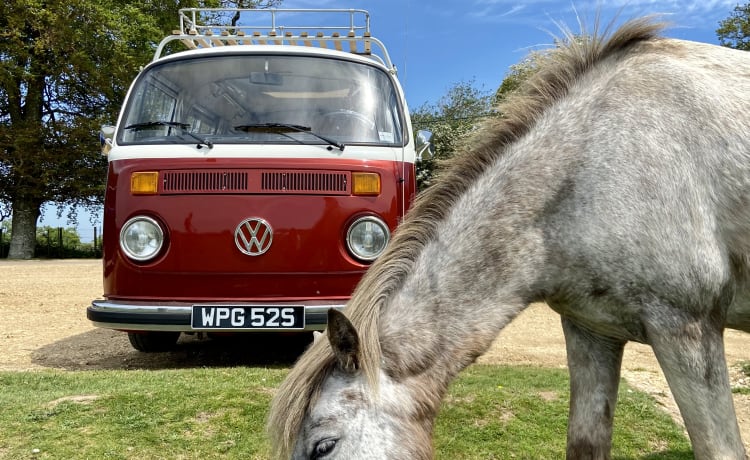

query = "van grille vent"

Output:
[[160, 169, 350, 195], [261, 171, 348, 194], [163, 170, 249, 193]]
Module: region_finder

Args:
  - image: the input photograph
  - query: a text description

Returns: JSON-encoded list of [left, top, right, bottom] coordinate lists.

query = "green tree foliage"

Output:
[[411, 53, 546, 191], [0, 0, 278, 259], [411, 80, 496, 189], [717, 2, 750, 50], [36, 225, 81, 248], [0, 0, 161, 258], [0, 220, 9, 257], [494, 51, 544, 102]]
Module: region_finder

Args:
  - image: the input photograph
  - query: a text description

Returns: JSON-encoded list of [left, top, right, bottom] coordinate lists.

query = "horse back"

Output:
[[525, 38, 750, 335]]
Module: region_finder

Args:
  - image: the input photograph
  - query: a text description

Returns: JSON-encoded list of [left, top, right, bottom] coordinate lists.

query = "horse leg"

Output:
[[646, 310, 746, 459], [562, 317, 626, 460]]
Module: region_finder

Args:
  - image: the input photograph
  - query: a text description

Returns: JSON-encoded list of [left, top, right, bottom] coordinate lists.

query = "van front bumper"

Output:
[[87, 300, 344, 332]]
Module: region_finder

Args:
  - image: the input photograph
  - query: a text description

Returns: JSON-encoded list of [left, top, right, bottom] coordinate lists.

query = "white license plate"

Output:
[[190, 305, 304, 330]]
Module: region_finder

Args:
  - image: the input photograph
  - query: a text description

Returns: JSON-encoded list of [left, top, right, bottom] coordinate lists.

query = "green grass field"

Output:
[[0, 365, 691, 459]]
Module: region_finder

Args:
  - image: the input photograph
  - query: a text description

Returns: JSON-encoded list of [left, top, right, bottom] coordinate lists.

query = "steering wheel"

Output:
[[319, 110, 379, 141]]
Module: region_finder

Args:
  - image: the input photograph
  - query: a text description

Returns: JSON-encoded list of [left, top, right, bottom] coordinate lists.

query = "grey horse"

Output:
[[269, 16, 750, 460]]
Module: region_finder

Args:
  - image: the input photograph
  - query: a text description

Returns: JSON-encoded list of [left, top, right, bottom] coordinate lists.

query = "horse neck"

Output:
[[377, 157, 549, 400]]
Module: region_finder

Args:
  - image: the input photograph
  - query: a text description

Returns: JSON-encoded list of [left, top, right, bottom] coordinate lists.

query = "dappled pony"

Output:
[[268, 16, 750, 459]]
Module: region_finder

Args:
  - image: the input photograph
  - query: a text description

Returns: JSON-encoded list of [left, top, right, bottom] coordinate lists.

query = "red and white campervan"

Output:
[[87, 9, 426, 351]]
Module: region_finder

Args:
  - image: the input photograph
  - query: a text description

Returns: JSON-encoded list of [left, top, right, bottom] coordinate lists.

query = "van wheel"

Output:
[[127, 331, 180, 352]]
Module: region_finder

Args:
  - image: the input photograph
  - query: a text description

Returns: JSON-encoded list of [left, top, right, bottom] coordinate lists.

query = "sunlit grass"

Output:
[[0, 365, 691, 459], [436, 365, 691, 459]]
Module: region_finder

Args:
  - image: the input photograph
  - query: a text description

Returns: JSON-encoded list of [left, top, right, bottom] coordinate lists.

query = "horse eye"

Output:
[[311, 438, 337, 459]]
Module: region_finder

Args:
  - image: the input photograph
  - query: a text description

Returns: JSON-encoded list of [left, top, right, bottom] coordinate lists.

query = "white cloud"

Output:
[[466, 0, 737, 27], [502, 4, 527, 16]]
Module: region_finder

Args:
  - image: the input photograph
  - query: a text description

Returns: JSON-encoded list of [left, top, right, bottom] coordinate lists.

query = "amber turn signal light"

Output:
[[352, 172, 381, 196], [131, 172, 159, 195]]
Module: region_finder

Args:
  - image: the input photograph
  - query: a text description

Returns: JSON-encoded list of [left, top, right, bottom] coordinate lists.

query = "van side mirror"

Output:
[[100, 125, 115, 155], [415, 130, 434, 162]]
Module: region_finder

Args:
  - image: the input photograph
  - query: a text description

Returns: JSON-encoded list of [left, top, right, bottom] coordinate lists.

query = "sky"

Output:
[[40, 0, 741, 236], [279, 0, 740, 108]]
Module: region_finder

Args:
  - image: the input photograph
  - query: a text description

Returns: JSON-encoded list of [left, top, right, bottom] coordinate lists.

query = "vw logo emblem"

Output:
[[234, 218, 273, 256]]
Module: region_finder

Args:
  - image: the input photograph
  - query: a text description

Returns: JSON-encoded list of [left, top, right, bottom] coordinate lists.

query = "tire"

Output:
[[127, 331, 180, 352]]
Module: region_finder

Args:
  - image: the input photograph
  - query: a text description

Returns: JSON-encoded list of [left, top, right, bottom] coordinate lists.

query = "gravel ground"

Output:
[[2, 259, 750, 449]]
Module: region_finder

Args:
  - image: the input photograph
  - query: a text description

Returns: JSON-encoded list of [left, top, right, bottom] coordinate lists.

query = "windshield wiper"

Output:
[[233, 123, 345, 151], [124, 121, 214, 150]]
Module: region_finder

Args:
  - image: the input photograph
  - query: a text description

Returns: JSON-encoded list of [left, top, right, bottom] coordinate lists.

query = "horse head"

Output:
[[287, 309, 433, 460]]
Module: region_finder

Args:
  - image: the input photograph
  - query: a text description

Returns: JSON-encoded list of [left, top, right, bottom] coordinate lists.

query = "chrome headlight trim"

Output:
[[119, 215, 164, 262], [346, 215, 390, 262]]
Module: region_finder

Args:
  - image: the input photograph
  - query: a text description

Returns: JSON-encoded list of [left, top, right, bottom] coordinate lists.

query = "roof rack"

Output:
[[153, 8, 395, 73]]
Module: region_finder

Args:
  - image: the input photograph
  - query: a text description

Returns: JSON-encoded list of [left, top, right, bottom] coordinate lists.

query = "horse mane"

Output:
[[267, 15, 667, 459]]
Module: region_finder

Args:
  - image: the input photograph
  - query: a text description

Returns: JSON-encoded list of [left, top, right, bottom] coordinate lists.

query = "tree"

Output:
[[411, 80, 496, 189], [411, 54, 547, 191], [494, 51, 544, 103], [718, 2, 750, 50], [0, 0, 279, 259], [0, 220, 9, 258], [36, 225, 81, 254], [0, 0, 161, 258]]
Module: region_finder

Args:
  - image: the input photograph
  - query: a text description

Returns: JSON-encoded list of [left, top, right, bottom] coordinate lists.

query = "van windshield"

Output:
[[118, 54, 405, 147]]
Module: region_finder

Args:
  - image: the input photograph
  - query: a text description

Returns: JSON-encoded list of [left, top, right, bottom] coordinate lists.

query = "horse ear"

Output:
[[326, 308, 361, 374]]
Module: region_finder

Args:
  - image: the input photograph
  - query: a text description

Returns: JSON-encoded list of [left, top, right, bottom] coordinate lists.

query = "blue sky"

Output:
[[40, 0, 741, 233], [280, 0, 740, 108]]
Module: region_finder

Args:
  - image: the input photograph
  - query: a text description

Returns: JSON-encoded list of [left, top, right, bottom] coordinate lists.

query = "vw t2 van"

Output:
[[88, 8, 424, 351]]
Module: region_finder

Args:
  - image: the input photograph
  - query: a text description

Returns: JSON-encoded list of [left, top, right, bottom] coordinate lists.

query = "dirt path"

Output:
[[480, 303, 750, 441], [2, 259, 750, 448]]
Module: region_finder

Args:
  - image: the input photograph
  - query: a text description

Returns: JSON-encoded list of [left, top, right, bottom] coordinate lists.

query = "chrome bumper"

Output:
[[87, 299, 344, 332]]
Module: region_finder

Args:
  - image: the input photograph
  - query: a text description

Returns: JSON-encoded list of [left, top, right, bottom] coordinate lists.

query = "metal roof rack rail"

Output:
[[153, 8, 396, 73]]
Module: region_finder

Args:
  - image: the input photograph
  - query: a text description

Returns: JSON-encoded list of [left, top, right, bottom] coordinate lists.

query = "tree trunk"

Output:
[[8, 199, 41, 259]]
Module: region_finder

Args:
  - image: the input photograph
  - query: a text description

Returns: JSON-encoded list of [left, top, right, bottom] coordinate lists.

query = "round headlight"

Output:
[[346, 216, 390, 262], [120, 216, 164, 261]]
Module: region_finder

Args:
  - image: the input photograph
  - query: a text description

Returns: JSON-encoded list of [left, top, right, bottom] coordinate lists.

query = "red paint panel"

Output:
[[102, 157, 414, 302]]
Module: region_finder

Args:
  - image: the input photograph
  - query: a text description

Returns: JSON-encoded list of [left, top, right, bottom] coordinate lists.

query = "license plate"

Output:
[[191, 305, 305, 330]]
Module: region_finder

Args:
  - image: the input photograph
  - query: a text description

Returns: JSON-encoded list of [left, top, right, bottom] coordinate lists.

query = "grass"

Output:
[[733, 362, 750, 395], [0, 365, 691, 459], [435, 366, 692, 459]]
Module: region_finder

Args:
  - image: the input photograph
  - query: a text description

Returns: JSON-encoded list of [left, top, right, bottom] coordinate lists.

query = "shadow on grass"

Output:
[[31, 328, 311, 371]]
